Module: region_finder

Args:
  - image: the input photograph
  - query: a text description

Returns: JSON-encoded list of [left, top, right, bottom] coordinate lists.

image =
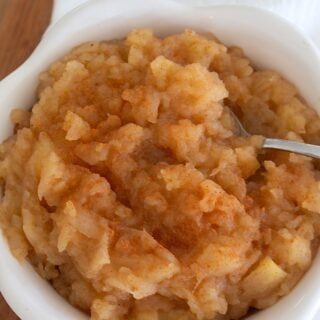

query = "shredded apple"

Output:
[[1, 29, 320, 320]]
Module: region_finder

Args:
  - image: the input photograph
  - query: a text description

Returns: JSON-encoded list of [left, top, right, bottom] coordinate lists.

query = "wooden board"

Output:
[[0, 0, 53, 318], [0, 0, 53, 79]]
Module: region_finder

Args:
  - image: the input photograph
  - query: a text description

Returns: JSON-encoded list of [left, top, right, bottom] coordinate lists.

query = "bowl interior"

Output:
[[1, 0, 320, 319]]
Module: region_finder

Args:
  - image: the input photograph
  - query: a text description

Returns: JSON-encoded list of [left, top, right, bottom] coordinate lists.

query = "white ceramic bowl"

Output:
[[1, 0, 320, 319]]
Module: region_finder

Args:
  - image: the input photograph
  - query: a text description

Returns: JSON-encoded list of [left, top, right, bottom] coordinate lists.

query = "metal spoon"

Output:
[[227, 107, 320, 159]]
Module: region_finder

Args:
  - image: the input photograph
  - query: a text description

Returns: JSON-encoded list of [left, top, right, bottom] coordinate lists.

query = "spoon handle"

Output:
[[263, 138, 320, 159]]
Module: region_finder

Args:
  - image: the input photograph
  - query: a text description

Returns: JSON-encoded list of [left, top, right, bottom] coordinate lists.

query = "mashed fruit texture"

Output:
[[1, 29, 320, 320]]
